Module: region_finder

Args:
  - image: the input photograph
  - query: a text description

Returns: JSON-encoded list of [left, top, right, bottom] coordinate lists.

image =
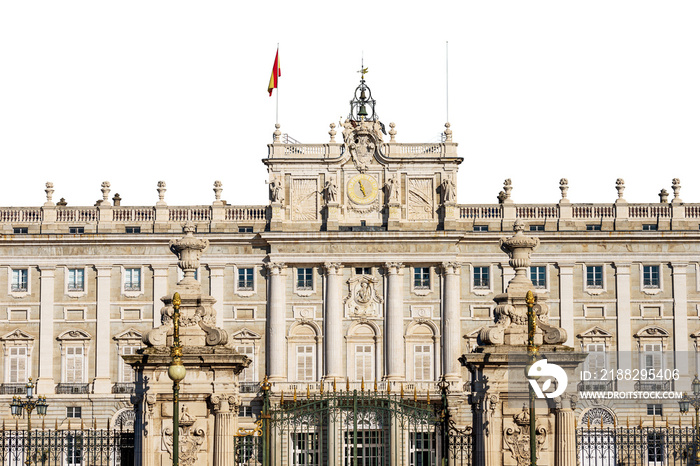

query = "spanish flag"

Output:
[[268, 48, 281, 96]]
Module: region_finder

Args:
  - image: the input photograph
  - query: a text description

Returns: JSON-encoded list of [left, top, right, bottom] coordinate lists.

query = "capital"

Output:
[[322, 262, 343, 275], [384, 262, 403, 274], [441, 262, 461, 275], [264, 262, 285, 274]]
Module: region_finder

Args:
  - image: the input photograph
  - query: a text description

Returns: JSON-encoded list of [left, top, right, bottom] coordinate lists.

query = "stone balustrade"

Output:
[[268, 141, 458, 158]]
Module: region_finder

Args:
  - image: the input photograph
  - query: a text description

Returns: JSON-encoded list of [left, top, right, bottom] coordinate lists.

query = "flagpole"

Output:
[[446, 40, 449, 123], [276, 43, 279, 125]]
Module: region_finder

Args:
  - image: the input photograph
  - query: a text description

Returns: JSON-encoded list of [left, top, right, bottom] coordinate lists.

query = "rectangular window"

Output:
[[66, 433, 83, 466], [409, 432, 436, 466], [125, 227, 141, 234], [296, 268, 313, 290], [236, 346, 255, 382], [65, 347, 84, 383], [124, 268, 141, 291], [238, 226, 253, 233], [414, 267, 430, 289], [67, 268, 85, 292], [647, 432, 664, 465], [11, 269, 28, 292], [292, 432, 320, 466], [586, 343, 606, 375], [414, 345, 432, 381], [121, 347, 136, 383], [355, 267, 371, 275], [643, 265, 660, 288], [296, 345, 315, 382], [529, 225, 545, 231], [647, 404, 663, 416], [586, 266, 603, 288], [239, 406, 252, 417], [530, 266, 546, 288], [238, 268, 254, 290], [67, 407, 82, 418], [344, 430, 383, 464], [13, 227, 28, 234], [586, 224, 601, 231], [643, 224, 658, 231], [473, 225, 488, 232], [644, 344, 662, 372], [355, 345, 373, 382], [69, 227, 84, 234], [8, 347, 28, 383], [473, 266, 490, 288]]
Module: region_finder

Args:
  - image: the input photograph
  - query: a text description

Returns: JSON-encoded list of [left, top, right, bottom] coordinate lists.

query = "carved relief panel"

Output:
[[344, 275, 383, 318], [407, 178, 434, 220], [291, 178, 318, 221]]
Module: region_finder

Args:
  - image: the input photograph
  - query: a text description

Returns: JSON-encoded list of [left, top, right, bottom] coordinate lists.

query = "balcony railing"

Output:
[[268, 380, 461, 395], [240, 382, 261, 394], [55, 383, 91, 394], [112, 383, 135, 394], [577, 380, 616, 392], [634, 380, 673, 392], [0, 383, 27, 395]]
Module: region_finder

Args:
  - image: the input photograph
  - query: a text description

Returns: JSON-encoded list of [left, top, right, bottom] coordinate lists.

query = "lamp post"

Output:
[[526, 290, 539, 466], [9, 378, 49, 466], [167, 292, 186, 466], [679, 375, 700, 464]]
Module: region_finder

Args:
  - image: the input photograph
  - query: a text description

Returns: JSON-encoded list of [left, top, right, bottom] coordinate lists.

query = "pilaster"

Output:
[[441, 262, 461, 380], [36, 266, 55, 394], [555, 397, 577, 466], [384, 262, 404, 380], [93, 266, 112, 394], [614, 262, 633, 391], [209, 265, 226, 328], [323, 262, 343, 380], [266, 262, 287, 381], [212, 394, 239, 466], [672, 263, 689, 378], [152, 266, 169, 328], [558, 263, 575, 347]]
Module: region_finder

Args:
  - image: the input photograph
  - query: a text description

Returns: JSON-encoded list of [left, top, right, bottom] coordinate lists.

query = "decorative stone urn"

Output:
[[126, 222, 250, 466]]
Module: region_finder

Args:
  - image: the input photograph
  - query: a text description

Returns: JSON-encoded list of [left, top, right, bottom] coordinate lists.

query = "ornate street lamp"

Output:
[[679, 375, 700, 464], [9, 378, 49, 465], [167, 292, 186, 466]]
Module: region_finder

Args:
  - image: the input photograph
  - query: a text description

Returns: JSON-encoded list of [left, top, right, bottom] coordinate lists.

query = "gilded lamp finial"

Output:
[[526, 290, 535, 306]]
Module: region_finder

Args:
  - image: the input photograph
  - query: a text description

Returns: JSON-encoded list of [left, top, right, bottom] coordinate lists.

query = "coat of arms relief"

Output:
[[344, 275, 383, 318]]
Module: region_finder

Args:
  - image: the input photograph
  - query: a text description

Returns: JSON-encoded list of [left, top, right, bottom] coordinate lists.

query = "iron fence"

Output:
[[0, 428, 134, 466]]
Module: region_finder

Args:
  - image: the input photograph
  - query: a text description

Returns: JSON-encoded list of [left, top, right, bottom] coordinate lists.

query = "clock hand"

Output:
[[359, 181, 367, 197]]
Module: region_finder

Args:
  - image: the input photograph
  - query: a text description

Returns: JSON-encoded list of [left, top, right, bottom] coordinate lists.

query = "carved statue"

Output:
[[323, 178, 338, 203], [269, 177, 284, 203], [441, 177, 456, 203], [384, 174, 399, 203]]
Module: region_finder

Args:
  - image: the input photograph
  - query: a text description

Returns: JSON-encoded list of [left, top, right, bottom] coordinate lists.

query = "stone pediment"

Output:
[[230, 328, 262, 340], [114, 328, 143, 341], [1, 329, 34, 341], [57, 329, 91, 341], [634, 326, 669, 339], [577, 327, 613, 339]]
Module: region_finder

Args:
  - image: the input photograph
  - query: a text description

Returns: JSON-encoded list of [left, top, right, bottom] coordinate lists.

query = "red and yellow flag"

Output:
[[268, 49, 281, 96]]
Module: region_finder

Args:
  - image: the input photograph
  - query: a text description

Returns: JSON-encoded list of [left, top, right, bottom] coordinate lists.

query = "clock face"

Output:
[[347, 174, 379, 205]]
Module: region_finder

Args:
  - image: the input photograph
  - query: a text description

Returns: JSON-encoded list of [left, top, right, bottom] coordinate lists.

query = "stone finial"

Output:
[[389, 122, 397, 142], [444, 122, 452, 142], [559, 178, 569, 200], [503, 179, 513, 200], [169, 222, 208, 285], [213, 181, 223, 201], [44, 182, 55, 206], [499, 219, 540, 287], [497, 191, 506, 204], [659, 189, 669, 203], [329, 123, 336, 143], [672, 178, 682, 202], [156, 181, 166, 205], [113, 193, 121, 206], [615, 178, 625, 199], [100, 181, 111, 205], [273, 123, 281, 142]]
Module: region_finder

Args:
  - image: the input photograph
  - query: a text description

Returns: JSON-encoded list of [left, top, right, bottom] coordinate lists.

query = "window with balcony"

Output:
[[11, 269, 28, 293], [236, 346, 256, 383], [354, 344, 374, 382], [296, 345, 315, 382], [67, 268, 84, 292], [65, 347, 85, 384], [413, 345, 432, 382], [7, 347, 28, 384], [120, 346, 137, 383]]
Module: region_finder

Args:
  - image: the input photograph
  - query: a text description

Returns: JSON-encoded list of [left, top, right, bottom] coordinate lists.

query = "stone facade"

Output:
[[1, 82, 700, 460]]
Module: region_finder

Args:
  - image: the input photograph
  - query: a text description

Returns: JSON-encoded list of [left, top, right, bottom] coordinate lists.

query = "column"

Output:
[[212, 395, 238, 466], [94, 266, 112, 393], [672, 263, 689, 377], [36, 267, 55, 394], [555, 397, 577, 466], [152, 266, 169, 328], [442, 262, 461, 380], [384, 262, 404, 380], [266, 262, 286, 381], [558, 264, 575, 347], [614, 263, 633, 391], [209, 265, 226, 328], [323, 262, 343, 381]]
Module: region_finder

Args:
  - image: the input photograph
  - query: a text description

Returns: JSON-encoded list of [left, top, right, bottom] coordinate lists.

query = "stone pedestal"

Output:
[[441, 203, 457, 230], [387, 202, 401, 230], [270, 202, 284, 231], [326, 203, 340, 231]]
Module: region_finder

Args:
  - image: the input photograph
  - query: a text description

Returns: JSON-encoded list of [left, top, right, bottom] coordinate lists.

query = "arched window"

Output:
[[288, 322, 321, 382], [346, 322, 381, 382], [405, 322, 439, 382]]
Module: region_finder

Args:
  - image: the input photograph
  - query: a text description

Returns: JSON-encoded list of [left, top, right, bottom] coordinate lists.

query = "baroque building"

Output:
[[1, 77, 699, 446]]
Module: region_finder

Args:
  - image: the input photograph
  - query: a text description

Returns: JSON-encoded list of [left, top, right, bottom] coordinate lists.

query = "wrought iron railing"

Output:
[[55, 383, 91, 395], [112, 383, 135, 394], [240, 382, 260, 394], [0, 384, 27, 395], [635, 380, 673, 392], [578, 380, 617, 392]]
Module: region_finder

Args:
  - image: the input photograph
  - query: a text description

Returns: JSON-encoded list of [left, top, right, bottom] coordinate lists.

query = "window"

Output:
[[643, 224, 658, 231], [67, 407, 82, 418], [238, 268, 254, 290], [296, 268, 313, 290], [355, 345, 374, 382], [121, 347, 137, 383], [473, 225, 488, 232], [410, 432, 436, 466], [125, 227, 141, 234], [69, 227, 84, 234], [643, 265, 660, 288], [586, 224, 601, 231], [643, 344, 662, 373], [647, 432, 664, 465], [236, 346, 256, 382], [13, 227, 28, 234], [647, 404, 663, 416], [586, 266, 603, 288], [355, 267, 372, 275], [124, 268, 141, 291], [292, 432, 320, 466], [11, 269, 28, 292], [414, 267, 430, 289], [65, 347, 85, 383], [239, 405, 252, 417], [296, 345, 315, 382], [530, 266, 546, 288], [67, 268, 85, 292], [414, 344, 432, 381], [529, 225, 544, 231], [7, 347, 28, 383], [473, 266, 490, 288], [238, 226, 253, 233], [586, 344, 606, 375]]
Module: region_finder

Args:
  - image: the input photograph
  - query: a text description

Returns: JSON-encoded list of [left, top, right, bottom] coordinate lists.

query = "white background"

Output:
[[1, 1, 699, 207]]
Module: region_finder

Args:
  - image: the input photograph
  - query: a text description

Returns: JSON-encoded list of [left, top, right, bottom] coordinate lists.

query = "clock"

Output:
[[347, 174, 379, 205]]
